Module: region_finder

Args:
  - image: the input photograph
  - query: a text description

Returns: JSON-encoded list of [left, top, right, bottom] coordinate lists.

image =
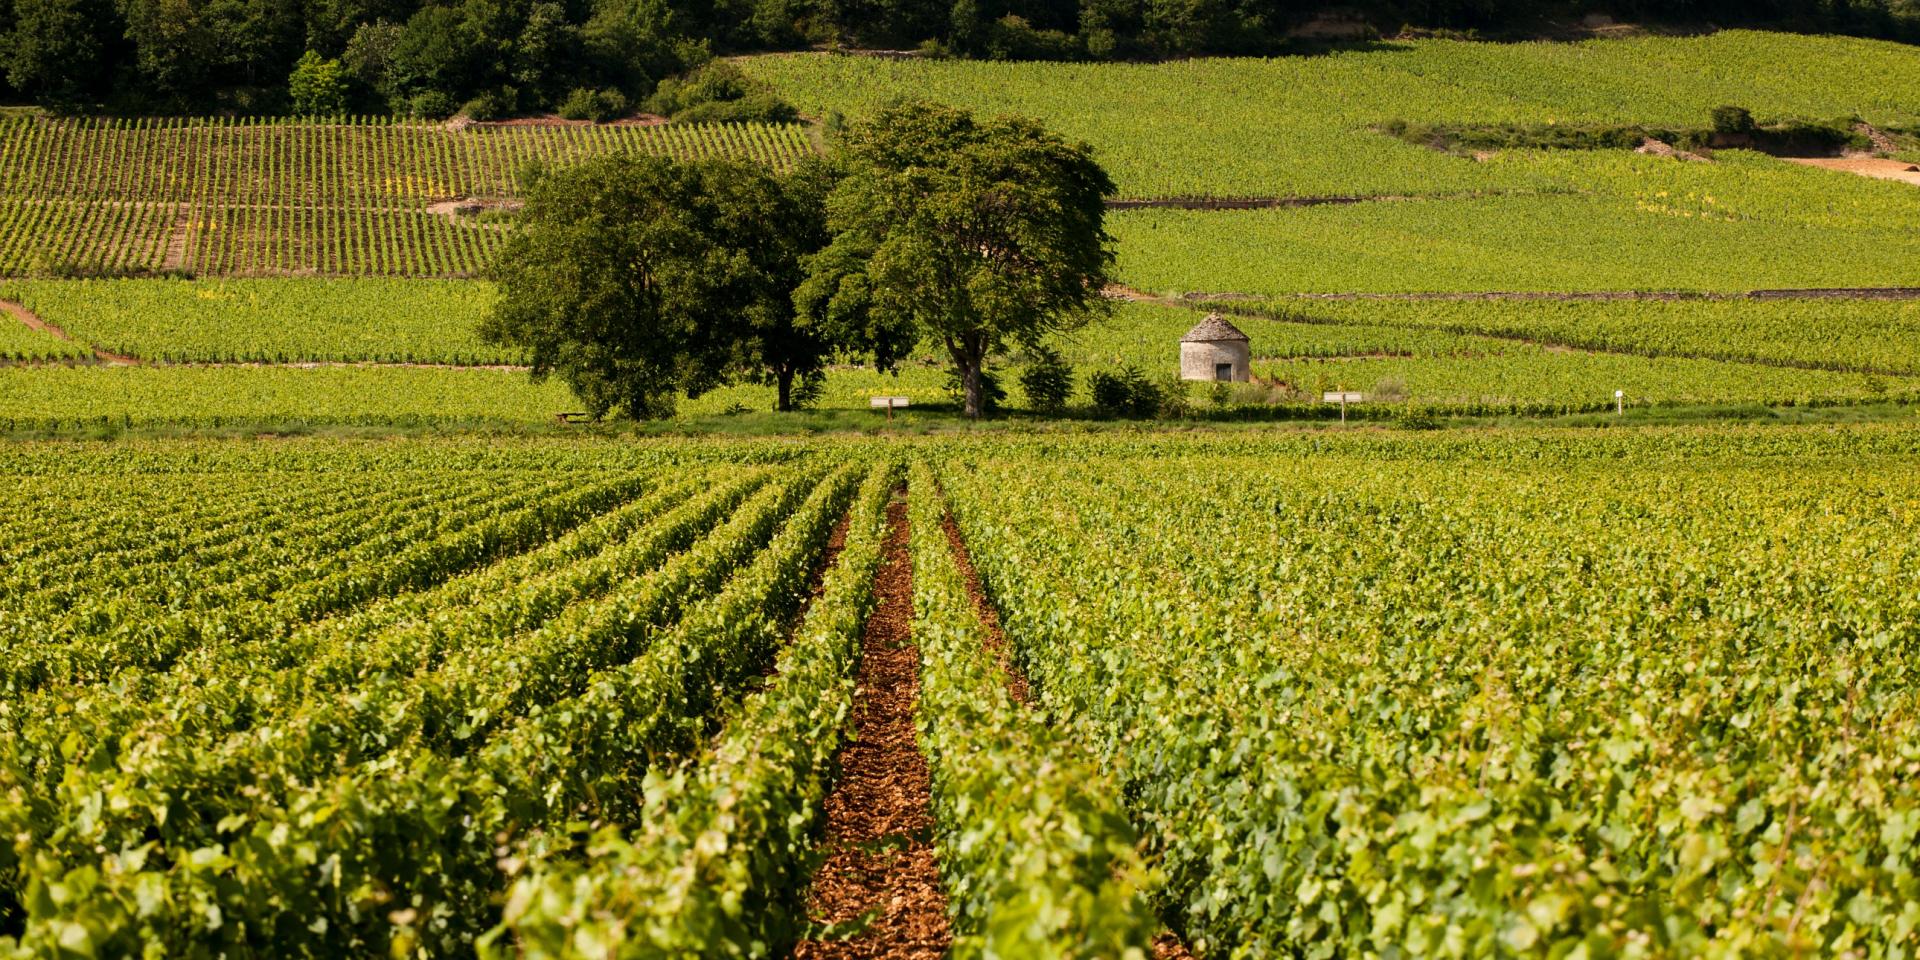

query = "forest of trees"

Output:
[[1, 0, 1915, 115]]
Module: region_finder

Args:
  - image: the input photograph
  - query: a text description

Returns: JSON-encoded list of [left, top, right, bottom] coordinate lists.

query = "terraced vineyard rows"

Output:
[[0, 118, 816, 278]]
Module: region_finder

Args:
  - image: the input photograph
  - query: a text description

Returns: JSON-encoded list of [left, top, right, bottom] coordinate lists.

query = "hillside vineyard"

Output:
[[2, 429, 1917, 956], [0, 118, 815, 277]]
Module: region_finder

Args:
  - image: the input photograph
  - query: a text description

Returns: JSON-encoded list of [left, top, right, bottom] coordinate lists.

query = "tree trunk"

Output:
[[776, 367, 794, 412], [962, 360, 983, 419]]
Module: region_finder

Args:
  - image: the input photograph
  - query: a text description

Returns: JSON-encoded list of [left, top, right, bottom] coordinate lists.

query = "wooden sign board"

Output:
[[868, 396, 910, 409], [1323, 391, 1365, 403]]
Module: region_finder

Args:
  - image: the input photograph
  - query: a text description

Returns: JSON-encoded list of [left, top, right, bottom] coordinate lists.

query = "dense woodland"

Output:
[[0, 0, 1917, 116]]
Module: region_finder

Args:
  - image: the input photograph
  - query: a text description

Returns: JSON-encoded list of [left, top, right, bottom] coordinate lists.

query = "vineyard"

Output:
[[4, 293, 1918, 428], [0, 118, 816, 278], [1, 427, 1916, 957], [743, 31, 1920, 199], [0, 279, 513, 364]]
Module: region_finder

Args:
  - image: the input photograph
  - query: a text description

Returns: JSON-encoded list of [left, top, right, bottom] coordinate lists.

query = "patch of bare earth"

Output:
[[1785, 156, 1920, 187], [793, 494, 951, 960], [1155, 932, 1200, 959]]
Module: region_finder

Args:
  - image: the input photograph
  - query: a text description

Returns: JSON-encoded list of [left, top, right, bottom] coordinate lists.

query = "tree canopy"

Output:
[[480, 154, 837, 419], [801, 101, 1116, 418]]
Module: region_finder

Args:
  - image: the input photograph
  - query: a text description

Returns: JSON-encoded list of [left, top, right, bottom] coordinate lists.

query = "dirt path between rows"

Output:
[[938, 508, 1200, 960], [1, 300, 142, 364], [793, 493, 951, 959], [939, 512, 1032, 707]]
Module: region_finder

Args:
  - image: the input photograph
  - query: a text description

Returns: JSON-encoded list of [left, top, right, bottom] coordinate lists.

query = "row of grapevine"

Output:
[[1247, 296, 1920, 377], [936, 431, 1920, 957], [483, 464, 1161, 958], [0, 117, 817, 206], [905, 464, 1160, 958], [0, 279, 516, 366], [0, 365, 577, 431], [488, 463, 899, 956], [2, 456, 866, 953], [0, 117, 816, 278]]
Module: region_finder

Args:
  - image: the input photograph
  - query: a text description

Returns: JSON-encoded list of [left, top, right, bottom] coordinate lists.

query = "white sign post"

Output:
[[869, 396, 910, 421], [1323, 391, 1365, 423], [1615, 389, 1625, 415]]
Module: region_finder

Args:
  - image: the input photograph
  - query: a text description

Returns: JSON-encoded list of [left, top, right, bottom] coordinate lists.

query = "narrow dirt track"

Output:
[[793, 494, 951, 960], [939, 512, 1031, 706], [0, 300, 141, 364]]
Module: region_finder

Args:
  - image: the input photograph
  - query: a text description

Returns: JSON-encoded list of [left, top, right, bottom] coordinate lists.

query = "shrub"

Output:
[[460, 87, 520, 121], [288, 52, 348, 117], [1088, 365, 1161, 418], [645, 63, 798, 124], [1711, 105, 1756, 134], [1018, 345, 1073, 413], [405, 90, 459, 119], [558, 87, 629, 122], [669, 94, 797, 124]]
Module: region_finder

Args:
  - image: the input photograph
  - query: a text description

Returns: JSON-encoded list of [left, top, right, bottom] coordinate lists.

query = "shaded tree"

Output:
[[482, 154, 842, 419], [803, 101, 1115, 418]]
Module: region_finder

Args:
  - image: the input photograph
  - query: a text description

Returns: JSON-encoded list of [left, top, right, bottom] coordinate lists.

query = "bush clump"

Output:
[[1711, 105, 1757, 134], [1018, 345, 1073, 413], [1088, 365, 1162, 418], [558, 87, 630, 122], [644, 63, 798, 123]]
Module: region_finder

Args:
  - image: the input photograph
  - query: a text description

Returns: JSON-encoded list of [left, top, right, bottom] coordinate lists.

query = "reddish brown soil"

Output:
[[465, 113, 670, 128], [1155, 932, 1200, 959], [939, 512, 1031, 706], [793, 495, 951, 960]]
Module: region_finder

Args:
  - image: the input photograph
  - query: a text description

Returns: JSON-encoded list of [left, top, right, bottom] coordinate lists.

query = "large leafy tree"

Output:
[[481, 154, 838, 419], [802, 100, 1115, 419]]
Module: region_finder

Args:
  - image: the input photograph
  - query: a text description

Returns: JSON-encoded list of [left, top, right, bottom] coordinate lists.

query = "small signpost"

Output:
[[1615, 389, 1625, 415], [1323, 391, 1364, 423], [869, 396, 910, 421]]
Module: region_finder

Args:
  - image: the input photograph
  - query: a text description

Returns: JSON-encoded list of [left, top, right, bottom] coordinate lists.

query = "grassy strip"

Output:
[[906, 460, 1159, 959], [484, 462, 897, 957]]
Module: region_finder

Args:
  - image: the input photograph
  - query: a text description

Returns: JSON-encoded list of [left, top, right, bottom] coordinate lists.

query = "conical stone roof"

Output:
[[1180, 313, 1251, 343]]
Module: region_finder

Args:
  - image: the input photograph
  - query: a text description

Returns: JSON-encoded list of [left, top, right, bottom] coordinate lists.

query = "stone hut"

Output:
[[1179, 313, 1251, 382]]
